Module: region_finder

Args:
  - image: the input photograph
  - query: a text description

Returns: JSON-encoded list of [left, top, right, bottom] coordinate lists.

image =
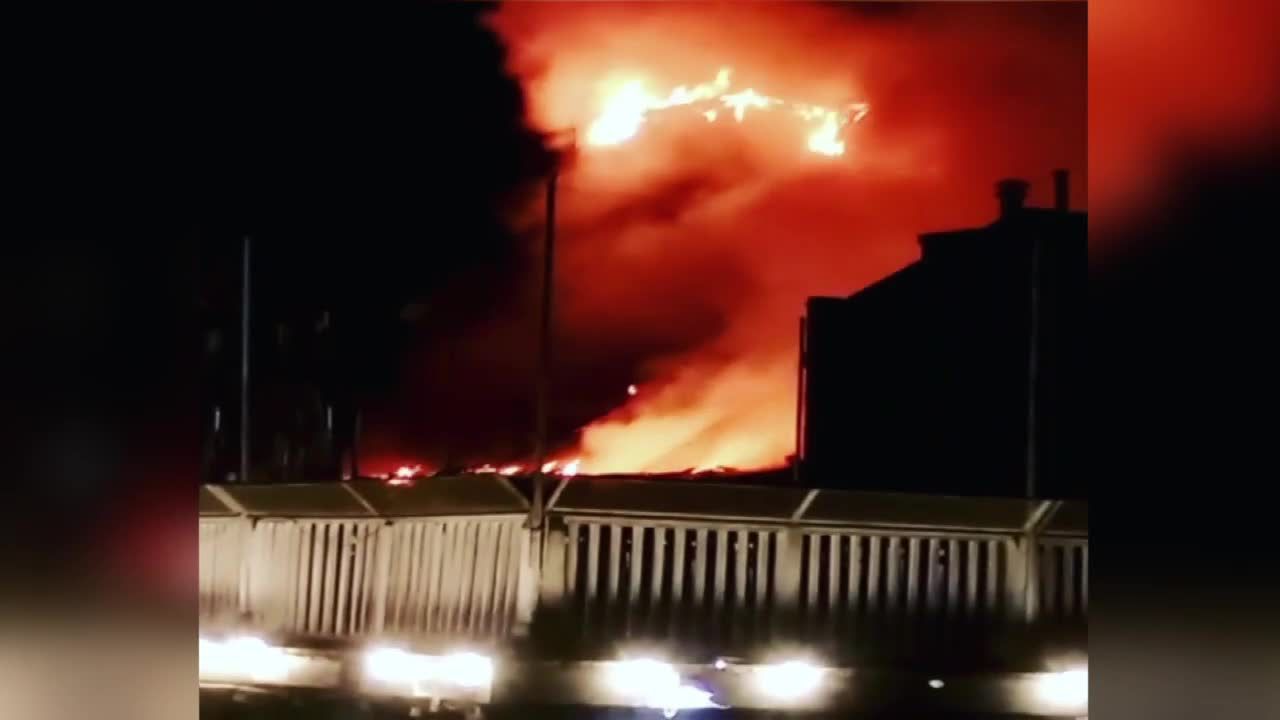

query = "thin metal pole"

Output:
[[240, 235, 251, 485], [1026, 236, 1041, 500], [531, 165, 557, 529]]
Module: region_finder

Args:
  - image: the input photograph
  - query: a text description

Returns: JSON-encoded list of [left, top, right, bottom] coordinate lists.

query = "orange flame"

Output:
[[586, 67, 867, 156], [573, 357, 797, 475], [386, 464, 425, 486], [449, 459, 584, 477]]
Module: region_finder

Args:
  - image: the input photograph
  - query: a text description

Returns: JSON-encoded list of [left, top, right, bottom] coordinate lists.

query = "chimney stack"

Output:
[[1053, 169, 1069, 211], [996, 178, 1030, 219]]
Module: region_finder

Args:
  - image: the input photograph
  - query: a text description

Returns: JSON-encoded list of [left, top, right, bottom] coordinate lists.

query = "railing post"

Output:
[[776, 490, 817, 637], [370, 522, 393, 635], [776, 528, 805, 635], [514, 526, 542, 637], [538, 520, 568, 610], [1018, 500, 1061, 623], [1024, 536, 1041, 623], [237, 517, 254, 621], [1008, 535, 1033, 622]]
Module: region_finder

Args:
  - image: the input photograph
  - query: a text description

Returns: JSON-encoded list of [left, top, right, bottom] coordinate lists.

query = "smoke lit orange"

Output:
[[483, 1, 1085, 478]]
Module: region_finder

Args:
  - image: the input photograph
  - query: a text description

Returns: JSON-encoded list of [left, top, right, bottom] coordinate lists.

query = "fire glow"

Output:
[[586, 67, 868, 157], [473, 1, 1085, 479]]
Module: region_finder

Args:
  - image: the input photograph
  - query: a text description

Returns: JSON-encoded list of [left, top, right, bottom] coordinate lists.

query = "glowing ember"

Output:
[[627, 384, 638, 396], [451, 459, 584, 477], [586, 67, 867, 156]]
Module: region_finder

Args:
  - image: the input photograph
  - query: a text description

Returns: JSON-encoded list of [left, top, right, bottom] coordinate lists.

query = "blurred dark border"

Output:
[[6, 2, 1280, 719]]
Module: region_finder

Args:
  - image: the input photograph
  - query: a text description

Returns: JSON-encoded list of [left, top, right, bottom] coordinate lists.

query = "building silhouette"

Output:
[[800, 171, 1084, 499]]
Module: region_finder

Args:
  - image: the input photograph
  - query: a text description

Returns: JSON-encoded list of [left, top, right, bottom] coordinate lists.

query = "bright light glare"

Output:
[[199, 636, 303, 684], [755, 660, 824, 700], [656, 683, 721, 715], [444, 652, 494, 688], [365, 648, 494, 695], [1035, 668, 1088, 711], [603, 658, 724, 716], [605, 658, 680, 696], [366, 647, 427, 687], [928, 678, 945, 689]]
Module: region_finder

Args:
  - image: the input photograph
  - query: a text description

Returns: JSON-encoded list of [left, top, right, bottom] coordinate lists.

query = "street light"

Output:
[[531, 128, 577, 530]]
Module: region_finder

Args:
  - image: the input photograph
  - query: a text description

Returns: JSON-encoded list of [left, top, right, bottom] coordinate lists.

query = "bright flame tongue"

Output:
[[586, 80, 655, 145], [586, 67, 868, 156]]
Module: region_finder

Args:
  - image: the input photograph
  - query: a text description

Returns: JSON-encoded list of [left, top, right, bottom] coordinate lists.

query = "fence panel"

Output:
[[797, 530, 1022, 643], [562, 519, 781, 648], [1038, 537, 1089, 622], [198, 518, 247, 620], [198, 515, 529, 642]]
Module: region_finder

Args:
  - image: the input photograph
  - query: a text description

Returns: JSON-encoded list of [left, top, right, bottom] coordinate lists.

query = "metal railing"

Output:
[[555, 519, 783, 646], [199, 515, 529, 642], [1036, 536, 1089, 620], [199, 478, 1086, 655]]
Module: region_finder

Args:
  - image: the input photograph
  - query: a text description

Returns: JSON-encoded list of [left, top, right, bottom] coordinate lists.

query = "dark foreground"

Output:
[[200, 688, 1079, 719]]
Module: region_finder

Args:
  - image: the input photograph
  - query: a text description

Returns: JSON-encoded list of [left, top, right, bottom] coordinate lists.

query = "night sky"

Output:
[[10, 5, 1280, 715], [17, 2, 1092, 487], [177, 3, 1083, 477], [177, 2, 1089, 477], [14, 3, 558, 524]]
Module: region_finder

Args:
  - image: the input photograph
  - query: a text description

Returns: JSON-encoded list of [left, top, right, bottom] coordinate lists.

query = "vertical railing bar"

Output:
[[308, 523, 326, 634], [866, 535, 881, 615], [925, 537, 941, 616], [335, 524, 352, 635], [906, 537, 921, 617], [650, 527, 667, 637], [733, 529, 748, 644], [885, 536, 901, 617], [670, 527, 687, 637], [985, 540, 1001, 616], [627, 525, 643, 638], [585, 523, 600, 632], [606, 524, 622, 634], [712, 529, 728, 634]]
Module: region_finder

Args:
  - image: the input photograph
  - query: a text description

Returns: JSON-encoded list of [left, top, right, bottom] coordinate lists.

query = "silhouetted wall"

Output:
[[802, 178, 1084, 499]]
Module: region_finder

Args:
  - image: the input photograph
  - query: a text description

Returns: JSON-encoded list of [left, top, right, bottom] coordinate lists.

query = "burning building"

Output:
[[800, 171, 1084, 499]]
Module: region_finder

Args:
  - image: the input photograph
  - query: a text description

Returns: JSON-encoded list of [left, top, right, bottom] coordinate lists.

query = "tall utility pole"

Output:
[[1026, 234, 1040, 501], [531, 130, 575, 531], [531, 163, 558, 529], [240, 235, 252, 485]]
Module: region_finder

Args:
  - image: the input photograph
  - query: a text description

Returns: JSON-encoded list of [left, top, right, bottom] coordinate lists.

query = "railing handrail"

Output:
[[202, 479, 1086, 536]]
